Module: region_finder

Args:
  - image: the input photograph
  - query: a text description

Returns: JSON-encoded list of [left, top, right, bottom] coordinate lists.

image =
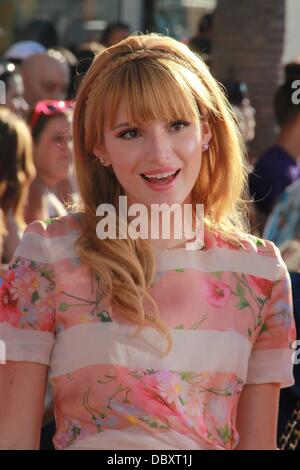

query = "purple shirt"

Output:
[[249, 145, 300, 216]]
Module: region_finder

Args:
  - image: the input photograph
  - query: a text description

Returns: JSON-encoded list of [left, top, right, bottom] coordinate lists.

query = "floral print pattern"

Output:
[[201, 277, 232, 308], [0, 215, 296, 450], [0, 256, 55, 330], [53, 365, 243, 450]]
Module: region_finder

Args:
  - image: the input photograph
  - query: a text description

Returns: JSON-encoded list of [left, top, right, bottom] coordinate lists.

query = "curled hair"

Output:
[[0, 107, 35, 229], [73, 33, 249, 353]]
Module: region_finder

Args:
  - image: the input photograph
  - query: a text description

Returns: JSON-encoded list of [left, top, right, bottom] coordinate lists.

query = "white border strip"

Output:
[[65, 426, 208, 450], [15, 232, 279, 280], [246, 348, 295, 388], [0, 321, 54, 365], [50, 323, 252, 379]]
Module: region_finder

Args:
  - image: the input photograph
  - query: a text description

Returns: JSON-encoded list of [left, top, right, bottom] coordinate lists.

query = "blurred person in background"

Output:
[[4, 40, 46, 67], [26, 100, 74, 225], [21, 50, 73, 209], [0, 60, 28, 119], [53, 47, 78, 100], [262, 174, 300, 451], [263, 178, 300, 248], [72, 41, 106, 94], [249, 67, 300, 235], [100, 22, 130, 48], [282, 56, 300, 83], [21, 50, 70, 110], [221, 80, 257, 235], [16, 18, 58, 50], [74, 41, 106, 71], [188, 13, 213, 66], [258, 62, 300, 447], [0, 108, 36, 263], [222, 80, 256, 162]]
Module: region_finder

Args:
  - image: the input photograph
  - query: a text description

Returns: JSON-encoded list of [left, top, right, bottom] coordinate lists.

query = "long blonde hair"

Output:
[[73, 33, 249, 352]]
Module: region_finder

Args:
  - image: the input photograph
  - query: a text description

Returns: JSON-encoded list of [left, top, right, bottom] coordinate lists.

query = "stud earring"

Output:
[[202, 144, 209, 151], [98, 156, 109, 166]]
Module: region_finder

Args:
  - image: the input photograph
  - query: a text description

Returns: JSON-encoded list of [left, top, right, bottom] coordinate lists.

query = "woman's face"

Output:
[[34, 115, 72, 187], [97, 100, 211, 208]]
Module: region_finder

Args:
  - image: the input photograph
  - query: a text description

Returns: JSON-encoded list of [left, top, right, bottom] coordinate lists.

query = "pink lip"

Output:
[[140, 166, 179, 176], [141, 169, 181, 192]]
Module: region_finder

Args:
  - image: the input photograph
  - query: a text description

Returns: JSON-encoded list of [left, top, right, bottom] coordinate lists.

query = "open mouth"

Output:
[[140, 169, 181, 185]]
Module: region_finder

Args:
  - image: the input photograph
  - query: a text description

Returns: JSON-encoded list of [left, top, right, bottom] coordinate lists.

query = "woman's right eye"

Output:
[[119, 128, 139, 139]]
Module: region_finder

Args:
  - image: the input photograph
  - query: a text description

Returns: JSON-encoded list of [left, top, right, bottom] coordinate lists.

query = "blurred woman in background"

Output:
[[0, 107, 35, 263], [26, 99, 75, 224]]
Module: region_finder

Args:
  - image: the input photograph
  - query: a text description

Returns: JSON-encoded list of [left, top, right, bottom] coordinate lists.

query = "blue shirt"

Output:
[[249, 145, 300, 216], [263, 179, 300, 246]]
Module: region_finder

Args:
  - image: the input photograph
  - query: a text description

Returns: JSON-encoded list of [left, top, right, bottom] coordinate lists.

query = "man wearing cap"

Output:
[[4, 40, 46, 66]]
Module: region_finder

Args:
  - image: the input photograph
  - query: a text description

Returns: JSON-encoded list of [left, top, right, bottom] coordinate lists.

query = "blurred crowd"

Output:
[[0, 14, 300, 449], [2, 15, 300, 268], [0, 20, 131, 265]]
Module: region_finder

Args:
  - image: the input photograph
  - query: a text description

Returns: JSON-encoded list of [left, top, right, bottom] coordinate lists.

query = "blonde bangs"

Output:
[[100, 58, 200, 132]]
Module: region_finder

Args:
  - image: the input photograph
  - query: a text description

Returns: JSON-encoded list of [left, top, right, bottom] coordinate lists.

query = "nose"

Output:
[[57, 135, 73, 154], [144, 129, 172, 163], [62, 143, 72, 159]]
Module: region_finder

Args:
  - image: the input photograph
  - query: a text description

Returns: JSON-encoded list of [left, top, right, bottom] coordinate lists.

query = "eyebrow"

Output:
[[112, 122, 132, 130]]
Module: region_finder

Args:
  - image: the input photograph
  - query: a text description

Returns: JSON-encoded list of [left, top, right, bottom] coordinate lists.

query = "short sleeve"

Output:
[[0, 221, 56, 365], [246, 243, 297, 388]]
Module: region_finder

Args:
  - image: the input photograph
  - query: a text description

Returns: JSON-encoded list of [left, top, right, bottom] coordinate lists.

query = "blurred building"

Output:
[[144, 0, 216, 40], [0, 0, 216, 52], [212, 0, 300, 159], [1, 0, 300, 159]]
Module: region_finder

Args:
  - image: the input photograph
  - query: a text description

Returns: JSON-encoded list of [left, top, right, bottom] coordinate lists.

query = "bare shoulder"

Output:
[[24, 212, 83, 238]]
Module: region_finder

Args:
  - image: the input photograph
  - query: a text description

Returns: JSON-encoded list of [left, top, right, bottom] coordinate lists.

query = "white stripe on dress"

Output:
[[0, 321, 54, 365], [49, 323, 252, 379], [14, 231, 79, 264], [154, 246, 281, 280], [65, 426, 215, 450], [14, 231, 281, 280], [246, 348, 295, 388]]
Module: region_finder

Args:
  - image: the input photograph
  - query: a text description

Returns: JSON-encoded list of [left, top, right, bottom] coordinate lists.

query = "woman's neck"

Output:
[[124, 195, 201, 250]]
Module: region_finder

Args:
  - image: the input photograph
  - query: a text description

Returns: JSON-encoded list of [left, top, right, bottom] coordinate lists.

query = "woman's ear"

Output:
[[201, 121, 212, 146], [93, 145, 111, 167], [93, 144, 104, 159]]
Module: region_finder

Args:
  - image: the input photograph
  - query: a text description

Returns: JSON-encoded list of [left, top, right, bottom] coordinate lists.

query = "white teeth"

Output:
[[143, 170, 177, 179]]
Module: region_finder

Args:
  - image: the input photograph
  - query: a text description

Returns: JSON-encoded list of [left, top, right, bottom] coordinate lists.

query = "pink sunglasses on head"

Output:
[[29, 100, 75, 129]]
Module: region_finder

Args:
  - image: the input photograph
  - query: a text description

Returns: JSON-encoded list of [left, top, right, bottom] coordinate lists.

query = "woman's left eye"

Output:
[[54, 136, 64, 145], [170, 121, 190, 132], [119, 128, 139, 139]]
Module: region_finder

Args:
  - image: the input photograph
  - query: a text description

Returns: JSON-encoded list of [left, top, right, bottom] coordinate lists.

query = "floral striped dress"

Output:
[[0, 213, 296, 450]]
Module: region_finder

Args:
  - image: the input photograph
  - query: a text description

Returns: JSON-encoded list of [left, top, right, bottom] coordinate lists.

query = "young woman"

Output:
[[25, 99, 74, 224], [0, 34, 296, 450], [0, 107, 35, 264]]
